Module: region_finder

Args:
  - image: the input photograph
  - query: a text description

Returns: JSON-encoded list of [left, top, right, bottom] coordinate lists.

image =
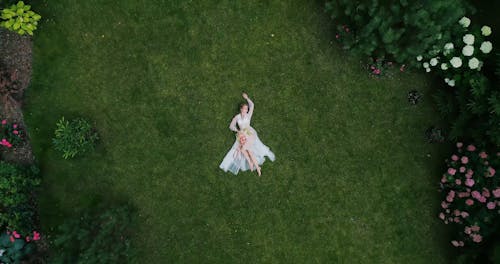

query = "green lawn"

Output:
[[26, 0, 451, 262]]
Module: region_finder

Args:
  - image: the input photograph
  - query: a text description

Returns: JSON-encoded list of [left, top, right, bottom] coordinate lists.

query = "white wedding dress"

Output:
[[219, 99, 275, 175]]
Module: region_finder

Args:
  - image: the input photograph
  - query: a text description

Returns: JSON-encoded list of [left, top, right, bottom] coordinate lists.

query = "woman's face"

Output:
[[240, 105, 248, 114]]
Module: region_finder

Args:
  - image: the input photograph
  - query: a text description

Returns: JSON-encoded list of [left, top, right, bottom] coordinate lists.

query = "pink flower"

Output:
[[488, 167, 496, 177], [439, 212, 445, 220], [451, 155, 459, 161], [493, 188, 500, 198], [464, 226, 472, 234], [466, 199, 474, 206], [33, 231, 41, 241], [345, 27, 350, 32], [455, 179, 462, 185], [465, 178, 475, 187], [459, 167, 466, 173], [471, 191, 481, 199], [441, 176, 447, 183], [451, 240, 459, 247], [446, 195, 454, 202], [471, 225, 480, 232], [478, 196, 486, 203], [335, 34, 339, 39], [461, 156, 469, 164], [441, 201, 448, 209], [1, 119, 6, 125], [448, 168, 456, 176], [459, 241, 464, 247], [461, 211, 469, 218], [467, 144, 476, 151], [479, 152, 488, 158], [454, 209, 460, 216], [25, 236, 30, 242], [9, 236, 14, 242], [373, 69, 381, 75], [12, 231, 20, 239], [13, 130, 18, 135], [454, 217, 460, 223], [472, 234, 482, 243], [487, 202, 496, 209], [457, 142, 463, 148], [482, 188, 490, 198]]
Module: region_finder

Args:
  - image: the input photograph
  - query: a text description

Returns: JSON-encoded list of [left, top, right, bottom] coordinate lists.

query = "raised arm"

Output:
[[245, 96, 254, 118], [229, 115, 238, 132]]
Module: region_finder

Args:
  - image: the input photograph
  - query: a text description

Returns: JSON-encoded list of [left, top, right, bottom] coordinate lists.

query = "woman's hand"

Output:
[[242, 92, 249, 100]]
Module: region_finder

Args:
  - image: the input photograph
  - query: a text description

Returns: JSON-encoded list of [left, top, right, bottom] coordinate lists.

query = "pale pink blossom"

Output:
[[441, 201, 448, 209], [464, 226, 472, 234], [459, 166, 466, 173], [471, 225, 480, 232], [467, 145, 476, 151], [451, 155, 459, 161], [466, 199, 474, 206], [455, 179, 462, 185], [454, 209, 460, 216], [488, 167, 496, 177], [461, 156, 469, 164], [465, 178, 475, 187], [439, 212, 445, 220], [487, 202, 496, 209], [493, 188, 500, 198], [461, 211, 469, 218], [479, 152, 488, 158], [448, 168, 457, 176], [451, 240, 459, 247], [472, 234, 482, 243], [482, 188, 490, 198], [457, 142, 463, 148]]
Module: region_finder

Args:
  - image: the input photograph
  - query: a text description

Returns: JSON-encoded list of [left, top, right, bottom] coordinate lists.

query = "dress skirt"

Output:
[[219, 126, 275, 175]]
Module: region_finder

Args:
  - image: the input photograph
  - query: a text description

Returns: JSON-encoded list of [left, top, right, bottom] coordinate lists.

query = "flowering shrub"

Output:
[[52, 117, 99, 159], [365, 57, 398, 78], [325, 0, 472, 64], [417, 17, 494, 87], [0, 161, 40, 234], [438, 142, 500, 248], [0, 119, 24, 149], [0, 230, 40, 263]]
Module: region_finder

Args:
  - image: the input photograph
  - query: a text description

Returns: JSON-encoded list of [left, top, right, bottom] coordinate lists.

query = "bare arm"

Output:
[[242, 92, 254, 118], [229, 115, 238, 132]]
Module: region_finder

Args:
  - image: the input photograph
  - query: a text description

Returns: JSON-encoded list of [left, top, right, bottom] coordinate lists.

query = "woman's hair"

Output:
[[238, 102, 248, 112]]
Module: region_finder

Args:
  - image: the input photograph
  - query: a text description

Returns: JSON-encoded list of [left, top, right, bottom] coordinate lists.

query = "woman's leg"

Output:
[[241, 146, 255, 170], [246, 149, 261, 176]]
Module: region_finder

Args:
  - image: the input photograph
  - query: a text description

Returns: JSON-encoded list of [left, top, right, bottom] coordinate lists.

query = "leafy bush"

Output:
[[325, 0, 472, 64], [0, 161, 40, 234], [0, 1, 41, 36], [50, 206, 134, 264], [0, 230, 40, 263], [52, 117, 99, 159], [438, 142, 499, 248]]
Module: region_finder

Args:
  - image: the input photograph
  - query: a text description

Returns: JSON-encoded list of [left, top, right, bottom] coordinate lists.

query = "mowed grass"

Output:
[[26, 0, 451, 262]]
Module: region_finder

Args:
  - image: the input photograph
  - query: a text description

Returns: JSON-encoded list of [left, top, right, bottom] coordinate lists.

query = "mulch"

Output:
[[0, 28, 35, 165]]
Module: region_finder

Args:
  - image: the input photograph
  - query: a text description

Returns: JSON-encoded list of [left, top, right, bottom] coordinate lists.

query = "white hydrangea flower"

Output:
[[450, 57, 462, 68], [423, 62, 429, 68], [0, 249, 4, 257], [430, 58, 438, 66], [468, 57, 480, 69], [448, 79, 456, 87], [463, 34, 475, 45], [426, 68, 431, 73], [416, 55, 423, 61], [444, 43, 454, 50], [462, 45, 474, 56], [441, 63, 448, 70], [480, 41, 493, 54], [459, 17, 471, 27], [481, 25, 492, 36]]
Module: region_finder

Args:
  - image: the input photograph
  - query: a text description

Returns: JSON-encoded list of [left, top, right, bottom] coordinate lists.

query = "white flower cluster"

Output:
[[444, 78, 455, 87], [459, 17, 471, 28]]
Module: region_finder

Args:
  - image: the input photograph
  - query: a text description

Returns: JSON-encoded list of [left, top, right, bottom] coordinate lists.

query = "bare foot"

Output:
[[256, 165, 261, 177]]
